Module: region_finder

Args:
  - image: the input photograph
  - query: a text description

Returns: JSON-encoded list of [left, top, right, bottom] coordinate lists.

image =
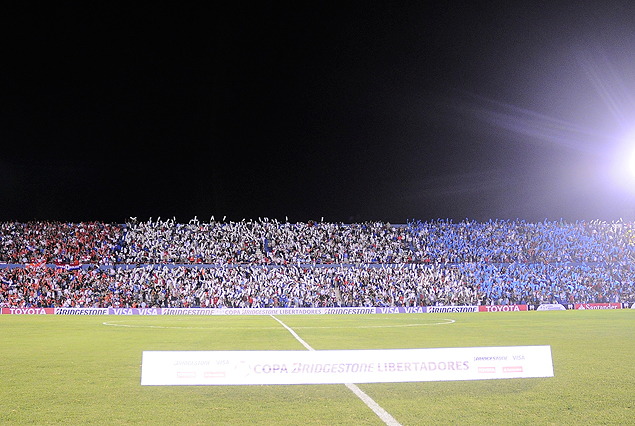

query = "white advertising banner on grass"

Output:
[[141, 346, 553, 386]]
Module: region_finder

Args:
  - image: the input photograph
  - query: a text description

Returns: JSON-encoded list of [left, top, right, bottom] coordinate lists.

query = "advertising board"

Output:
[[574, 303, 621, 310], [141, 346, 554, 386]]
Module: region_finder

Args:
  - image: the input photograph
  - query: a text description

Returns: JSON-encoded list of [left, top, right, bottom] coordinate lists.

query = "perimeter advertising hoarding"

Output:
[[478, 305, 528, 312], [0, 307, 55, 315], [1, 304, 622, 315], [0, 306, 513, 315], [159, 307, 378, 315], [536, 304, 566, 311], [574, 303, 621, 310], [141, 346, 554, 386]]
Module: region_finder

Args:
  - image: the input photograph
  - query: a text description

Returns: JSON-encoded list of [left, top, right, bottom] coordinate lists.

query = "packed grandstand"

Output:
[[1, 218, 634, 309]]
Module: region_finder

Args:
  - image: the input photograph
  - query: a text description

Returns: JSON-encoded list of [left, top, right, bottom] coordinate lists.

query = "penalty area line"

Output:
[[270, 315, 403, 426]]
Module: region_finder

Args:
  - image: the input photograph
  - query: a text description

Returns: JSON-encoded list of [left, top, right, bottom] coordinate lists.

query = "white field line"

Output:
[[269, 315, 314, 351], [270, 315, 403, 426]]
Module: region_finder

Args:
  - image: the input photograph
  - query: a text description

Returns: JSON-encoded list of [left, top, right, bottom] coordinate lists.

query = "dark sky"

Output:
[[3, 2, 635, 223]]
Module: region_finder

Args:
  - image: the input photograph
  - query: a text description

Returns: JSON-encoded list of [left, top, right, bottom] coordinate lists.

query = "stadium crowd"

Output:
[[1, 261, 633, 310], [1, 218, 634, 309], [119, 218, 415, 264], [2, 218, 634, 265], [0, 221, 122, 265]]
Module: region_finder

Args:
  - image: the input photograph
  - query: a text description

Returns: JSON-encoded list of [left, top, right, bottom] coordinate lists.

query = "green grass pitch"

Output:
[[1, 310, 634, 425]]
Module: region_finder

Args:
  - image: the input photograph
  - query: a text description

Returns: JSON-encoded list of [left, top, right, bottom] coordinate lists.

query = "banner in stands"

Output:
[[141, 345, 554, 386], [574, 303, 621, 310]]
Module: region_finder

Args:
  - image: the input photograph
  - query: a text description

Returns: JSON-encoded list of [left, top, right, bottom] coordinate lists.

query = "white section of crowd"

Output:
[[121, 218, 413, 265]]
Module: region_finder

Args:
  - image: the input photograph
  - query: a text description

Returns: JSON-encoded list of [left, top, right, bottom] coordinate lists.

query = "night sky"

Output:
[[3, 2, 635, 224]]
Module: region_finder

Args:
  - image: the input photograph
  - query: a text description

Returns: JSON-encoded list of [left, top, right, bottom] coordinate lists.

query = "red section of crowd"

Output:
[[0, 222, 122, 265]]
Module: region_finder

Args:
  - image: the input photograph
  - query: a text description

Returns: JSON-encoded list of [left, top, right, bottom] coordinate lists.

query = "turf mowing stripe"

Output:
[[270, 315, 403, 426]]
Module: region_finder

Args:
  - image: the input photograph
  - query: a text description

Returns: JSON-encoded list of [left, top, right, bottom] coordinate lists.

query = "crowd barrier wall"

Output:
[[1, 303, 627, 315]]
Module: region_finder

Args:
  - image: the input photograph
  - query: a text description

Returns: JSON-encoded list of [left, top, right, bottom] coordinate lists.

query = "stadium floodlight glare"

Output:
[[619, 132, 635, 187], [606, 131, 635, 195], [629, 147, 635, 180]]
